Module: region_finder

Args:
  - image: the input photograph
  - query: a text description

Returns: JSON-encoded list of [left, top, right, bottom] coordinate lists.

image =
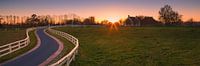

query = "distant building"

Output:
[[182, 22, 200, 27], [124, 15, 141, 26], [124, 15, 161, 26]]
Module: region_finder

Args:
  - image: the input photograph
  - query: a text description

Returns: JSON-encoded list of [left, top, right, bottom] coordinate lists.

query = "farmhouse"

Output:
[[124, 15, 161, 26]]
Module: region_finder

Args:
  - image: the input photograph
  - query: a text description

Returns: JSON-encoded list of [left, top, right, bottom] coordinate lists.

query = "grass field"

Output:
[[0, 29, 37, 63], [0, 29, 26, 46], [54, 26, 200, 66]]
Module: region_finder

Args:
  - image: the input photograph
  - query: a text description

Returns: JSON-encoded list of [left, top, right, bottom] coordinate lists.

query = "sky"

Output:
[[0, 0, 200, 21]]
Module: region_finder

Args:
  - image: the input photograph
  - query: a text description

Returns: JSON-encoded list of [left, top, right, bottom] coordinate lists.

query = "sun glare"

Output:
[[107, 16, 120, 23]]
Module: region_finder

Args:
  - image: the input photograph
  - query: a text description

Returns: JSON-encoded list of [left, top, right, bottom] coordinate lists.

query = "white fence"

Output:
[[0, 28, 35, 57], [48, 27, 79, 66]]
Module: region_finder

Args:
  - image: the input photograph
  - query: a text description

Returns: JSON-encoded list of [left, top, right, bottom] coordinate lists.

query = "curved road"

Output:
[[3, 28, 59, 66]]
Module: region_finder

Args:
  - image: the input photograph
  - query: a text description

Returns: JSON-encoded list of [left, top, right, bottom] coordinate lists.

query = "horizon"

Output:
[[0, 0, 200, 21]]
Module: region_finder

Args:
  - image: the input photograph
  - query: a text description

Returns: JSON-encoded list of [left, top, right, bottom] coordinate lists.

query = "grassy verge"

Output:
[[0, 29, 26, 46], [0, 30, 37, 63], [46, 30, 74, 65], [54, 26, 200, 66]]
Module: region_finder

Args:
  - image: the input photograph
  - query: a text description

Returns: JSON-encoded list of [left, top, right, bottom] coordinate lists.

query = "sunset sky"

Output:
[[0, 0, 200, 21]]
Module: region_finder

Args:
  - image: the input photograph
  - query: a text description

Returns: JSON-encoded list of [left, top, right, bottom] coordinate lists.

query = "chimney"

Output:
[[128, 15, 130, 18]]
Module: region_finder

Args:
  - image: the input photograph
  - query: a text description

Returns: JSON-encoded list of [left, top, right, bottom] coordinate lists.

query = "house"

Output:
[[124, 15, 141, 26], [124, 15, 161, 26]]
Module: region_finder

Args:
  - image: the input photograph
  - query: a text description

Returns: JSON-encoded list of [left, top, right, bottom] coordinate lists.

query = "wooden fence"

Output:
[[48, 27, 79, 66], [0, 28, 35, 57]]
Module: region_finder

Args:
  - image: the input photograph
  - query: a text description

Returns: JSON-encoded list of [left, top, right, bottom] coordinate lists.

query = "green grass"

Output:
[[0, 29, 26, 46], [53, 26, 200, 66], [0, 30, 37, 63], [46, 30, 74, 65]]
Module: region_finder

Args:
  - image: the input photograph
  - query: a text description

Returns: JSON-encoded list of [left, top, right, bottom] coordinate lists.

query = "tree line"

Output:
[[0, 14, 99, 28], [0, 5, 199, 28]]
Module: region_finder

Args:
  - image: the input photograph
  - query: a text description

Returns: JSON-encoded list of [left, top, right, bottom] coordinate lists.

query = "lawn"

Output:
[[53, 26, 200, 66], [0, 29, 37, 63], [0, 29, 26, 46]]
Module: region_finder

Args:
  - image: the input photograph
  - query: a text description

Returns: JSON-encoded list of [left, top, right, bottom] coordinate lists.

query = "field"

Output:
[[0, 29, 26, 46], [0, 29, 37, 63], [54, 26, 200, 66]]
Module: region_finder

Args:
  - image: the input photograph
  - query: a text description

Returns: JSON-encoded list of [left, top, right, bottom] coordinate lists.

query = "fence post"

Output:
[[18, 41, 21, 48], [9, 44, 12, 52], [28, 38, 30, 45]]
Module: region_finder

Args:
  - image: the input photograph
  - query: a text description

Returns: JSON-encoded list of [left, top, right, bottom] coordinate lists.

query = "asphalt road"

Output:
[[3, 28, 59, 66]]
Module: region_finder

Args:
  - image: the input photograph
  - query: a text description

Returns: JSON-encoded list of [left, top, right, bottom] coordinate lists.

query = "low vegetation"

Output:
[[54, 26, 200, 66]]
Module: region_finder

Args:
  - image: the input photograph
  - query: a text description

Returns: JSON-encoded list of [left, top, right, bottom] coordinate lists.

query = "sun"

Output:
[[107, 16, 120, 23]]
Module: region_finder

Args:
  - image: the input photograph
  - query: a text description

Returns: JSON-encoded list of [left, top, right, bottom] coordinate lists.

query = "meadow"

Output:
[[54, 26, 200, 66], [0, 29, 26, 46], [0, 29, 37, 63]]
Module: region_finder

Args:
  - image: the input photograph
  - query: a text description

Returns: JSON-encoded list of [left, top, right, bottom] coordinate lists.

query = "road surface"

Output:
[[3, 28, 59, 66]]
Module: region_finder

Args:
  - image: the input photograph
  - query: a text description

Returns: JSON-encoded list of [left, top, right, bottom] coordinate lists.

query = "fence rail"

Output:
[[48, 27, 79, 66], [0, 28, 35, 57]]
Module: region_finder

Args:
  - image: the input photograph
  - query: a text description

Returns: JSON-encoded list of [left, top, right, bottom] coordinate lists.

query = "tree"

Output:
[[13, 15, 16, 24], [159, 5, 182, 25], [0, 16, 3, 28], [187, 18, 194, 22], [31, 14, 37, 19], [9, 15, 13, 24], [26, 14, 40, 27], [83, 16, 96, 25], [0, 15, 3, 24], [39, 16, 49, 26]]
